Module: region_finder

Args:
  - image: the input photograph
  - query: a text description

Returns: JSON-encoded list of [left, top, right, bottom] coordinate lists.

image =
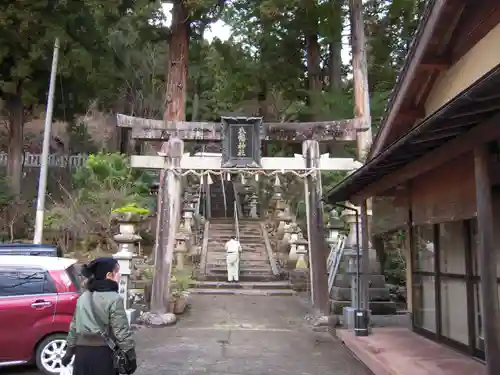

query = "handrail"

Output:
[[193, 181, 204, 245], [261, 222, 280, 276], [234, 202, 240, 242], [194, 181, 203, 218], [221, 174, 228, 217], [199, 221, 211, 275], [327, 234, 347, 294], [233, 182, 241, 241]]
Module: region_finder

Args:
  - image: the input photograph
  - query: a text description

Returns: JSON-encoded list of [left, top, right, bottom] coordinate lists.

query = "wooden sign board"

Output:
[[221, 117, 262, 168]]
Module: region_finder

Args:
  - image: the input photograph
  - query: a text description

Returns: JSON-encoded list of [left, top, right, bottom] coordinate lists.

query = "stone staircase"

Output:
[[194, 218, 294, 295], [204, 218, 276, 281], [210, 179, 235, 218]]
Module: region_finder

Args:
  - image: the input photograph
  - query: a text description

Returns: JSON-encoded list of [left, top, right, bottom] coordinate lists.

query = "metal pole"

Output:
[[33, 38, 60, 244], [354, 209, 361, 311], [329, 201, 369, 336]]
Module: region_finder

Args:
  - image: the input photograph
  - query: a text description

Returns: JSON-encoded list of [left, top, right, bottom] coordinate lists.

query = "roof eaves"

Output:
[[368, 0, 445, 159]]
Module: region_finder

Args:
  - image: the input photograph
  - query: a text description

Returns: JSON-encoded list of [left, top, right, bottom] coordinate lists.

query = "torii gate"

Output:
[[117, 113, 364, 318]]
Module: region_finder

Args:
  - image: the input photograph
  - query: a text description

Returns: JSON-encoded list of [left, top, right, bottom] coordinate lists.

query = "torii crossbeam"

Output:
[[116, 114, 363, 142]]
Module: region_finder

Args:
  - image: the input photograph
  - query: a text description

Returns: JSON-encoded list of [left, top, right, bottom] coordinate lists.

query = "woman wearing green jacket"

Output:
[[61, 257, 137, 375]]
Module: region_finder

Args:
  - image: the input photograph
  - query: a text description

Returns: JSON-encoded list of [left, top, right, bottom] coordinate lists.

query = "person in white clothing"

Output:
[[225, 236, 242, 282]]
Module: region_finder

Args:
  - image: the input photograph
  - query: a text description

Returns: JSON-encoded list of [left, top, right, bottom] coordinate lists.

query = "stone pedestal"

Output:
[[113, 219, 142, 324], [329, 203, 396, 317]]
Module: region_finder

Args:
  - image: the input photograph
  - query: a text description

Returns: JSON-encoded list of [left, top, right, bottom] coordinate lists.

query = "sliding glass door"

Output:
[[438, 221, 468, 346], [411, 220, 481, 357], [412, 224, 437, 334]]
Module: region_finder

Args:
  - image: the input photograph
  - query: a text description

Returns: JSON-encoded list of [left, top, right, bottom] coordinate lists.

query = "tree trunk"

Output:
[[151, 1, 189, 316], [191, 88, 200, 121], [258, 78, 268, 119], [6, 93, 24, 197], [306, 32, 322, 94], [329, 0, 344, 92], [118, 88, 133, 154], [304, 0, 322, 119], [164, 2, 189, 124]]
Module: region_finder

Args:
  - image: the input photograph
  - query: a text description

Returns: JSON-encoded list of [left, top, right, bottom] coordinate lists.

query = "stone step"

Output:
[[207, 255, 268, 261], [204, 273, 279, 282], [189, 288, 296, 296], [191, 280, 291, 289], [208, 236, 263, 241], [207, 242, 266, 248], [208, 266, 272, 273], [207, 245, 266, 250], [207, 256, 268, 261], [208, 232, 262, 237], [207, 262, 270, 269], [208, 242, 265, 247]]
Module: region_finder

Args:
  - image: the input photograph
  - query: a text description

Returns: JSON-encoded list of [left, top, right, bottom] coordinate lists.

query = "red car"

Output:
[[0, 256, 81, 374]]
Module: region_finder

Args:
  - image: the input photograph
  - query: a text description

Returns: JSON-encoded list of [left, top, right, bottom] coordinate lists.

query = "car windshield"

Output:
[[65, 263, 83, 292]]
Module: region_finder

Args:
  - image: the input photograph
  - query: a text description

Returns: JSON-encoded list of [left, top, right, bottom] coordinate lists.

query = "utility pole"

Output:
[[34, 38, 60, 244], [349, 0, 372, 315]]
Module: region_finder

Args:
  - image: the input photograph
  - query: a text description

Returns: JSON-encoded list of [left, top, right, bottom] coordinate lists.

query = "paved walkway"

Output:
[[2, 295, 371, 375], [135, 295, 372, 375]]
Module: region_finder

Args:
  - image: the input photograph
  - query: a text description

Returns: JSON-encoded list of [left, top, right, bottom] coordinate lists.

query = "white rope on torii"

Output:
[[173, 168, 315, 179], [173, 168, 315, 186]]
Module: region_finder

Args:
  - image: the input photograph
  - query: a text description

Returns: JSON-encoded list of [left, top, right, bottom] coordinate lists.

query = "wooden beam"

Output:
[[131, 154, 362, 171], [397, 108, 425, 121], [117, 114, 359, 142], [353, 112, 500, 200], [419, 57, 451, 71], [473, 143, 500, 375]]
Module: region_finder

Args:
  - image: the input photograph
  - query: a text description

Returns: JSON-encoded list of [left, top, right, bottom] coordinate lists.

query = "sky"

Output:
[[161, 4, 351, 62]]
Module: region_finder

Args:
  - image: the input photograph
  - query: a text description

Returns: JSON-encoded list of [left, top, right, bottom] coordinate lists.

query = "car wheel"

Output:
[[35, 334, 68, 375]]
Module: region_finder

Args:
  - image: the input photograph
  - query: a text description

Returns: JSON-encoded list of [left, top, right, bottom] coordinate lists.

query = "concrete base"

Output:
[[137, 311, 177, 327], [330, 300, 397, 315], [330, 272, 396, 316]]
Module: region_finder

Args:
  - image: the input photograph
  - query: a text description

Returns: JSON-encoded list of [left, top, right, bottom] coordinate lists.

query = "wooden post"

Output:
[[474, 144, 500, 374], [349, 0, 372, 161], [303, 140, 329, 314], [150, 138, 184, 314]]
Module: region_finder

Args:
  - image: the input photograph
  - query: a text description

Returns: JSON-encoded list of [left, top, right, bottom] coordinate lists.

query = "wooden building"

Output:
[[326, 0, 500, 370]]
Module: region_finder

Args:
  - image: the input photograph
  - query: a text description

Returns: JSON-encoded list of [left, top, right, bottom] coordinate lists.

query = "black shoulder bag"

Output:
[[88, 292, 134, 374]]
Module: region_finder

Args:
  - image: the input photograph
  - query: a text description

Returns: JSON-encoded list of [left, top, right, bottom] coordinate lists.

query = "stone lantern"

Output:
[[276, 208, 293, 239], [287, 223, 300, 269], [182, 199, 196, 234], [174, 232, 189, 270], [111, 210, 146, 323], [249, 193, 259, 218], [325, 209, 345, 251]]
